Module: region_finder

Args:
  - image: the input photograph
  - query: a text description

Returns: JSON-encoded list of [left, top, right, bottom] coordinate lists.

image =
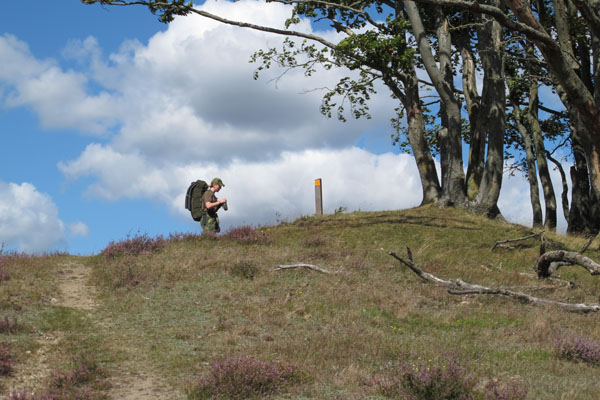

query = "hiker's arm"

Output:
[[205, 198, 227, 210]]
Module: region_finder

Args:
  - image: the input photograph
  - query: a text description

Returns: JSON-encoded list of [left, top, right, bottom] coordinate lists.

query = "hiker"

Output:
[[201, 178, 227, 233]]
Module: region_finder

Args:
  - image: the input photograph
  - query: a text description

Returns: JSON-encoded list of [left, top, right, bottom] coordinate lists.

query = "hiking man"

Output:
[[201, 178, 227, 233]]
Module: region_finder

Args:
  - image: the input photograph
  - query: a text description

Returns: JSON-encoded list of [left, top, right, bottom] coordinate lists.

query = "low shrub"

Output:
[[168, 232, 203, 242], [102, 232, 166, 261], [0, 316, 21, 334], [302, 234, 328, 248], [223, 226, 273, 245], [0, 340, 13, 376], [187, 356, 299, 399], [229, 260, 259, 280], [484, 378, 529, 400], [109, 255, 146, 288], [50, 355, 105, 390], [554, 334, 600, 365], [0, 267, 8, 283], [2, 355, 106, 400], [372, 356, 476, 400]]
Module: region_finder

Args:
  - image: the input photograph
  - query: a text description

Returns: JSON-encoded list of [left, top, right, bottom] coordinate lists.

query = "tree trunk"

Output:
[[511, 100, 543, 227], [404, 0, 466, 206], [404, 74, 442, 204], [526, 80, 557, 231], [459, 32, 485, 201], [384, 72, 442, 205], [472, 1, 504, 218], [384, 5, 441, 205]]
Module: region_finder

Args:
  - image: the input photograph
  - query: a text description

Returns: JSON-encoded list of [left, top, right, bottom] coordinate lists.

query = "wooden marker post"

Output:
[[315, 178, 323, 216]]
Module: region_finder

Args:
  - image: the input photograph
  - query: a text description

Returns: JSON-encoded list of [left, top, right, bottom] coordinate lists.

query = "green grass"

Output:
[[3, 206, 600, 398]]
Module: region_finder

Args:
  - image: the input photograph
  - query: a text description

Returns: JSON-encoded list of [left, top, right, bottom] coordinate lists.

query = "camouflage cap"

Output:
[[211, 177, 225, 187]]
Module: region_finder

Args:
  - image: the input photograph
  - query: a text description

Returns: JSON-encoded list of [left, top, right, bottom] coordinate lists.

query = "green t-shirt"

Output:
[[202, 189, 219, 217]]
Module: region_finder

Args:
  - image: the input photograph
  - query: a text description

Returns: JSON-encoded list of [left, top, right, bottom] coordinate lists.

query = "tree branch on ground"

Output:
[[274, 263, 332, 273], [491, 231, 544, 250], [534, 250, 600, 278], [389, 248, 600, 313]]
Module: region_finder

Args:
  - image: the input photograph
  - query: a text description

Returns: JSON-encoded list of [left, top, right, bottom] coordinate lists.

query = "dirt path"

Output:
[[3, 262, 180, 399]]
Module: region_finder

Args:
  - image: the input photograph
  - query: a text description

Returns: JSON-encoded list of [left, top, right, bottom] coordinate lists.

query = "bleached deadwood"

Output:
[[547, 233, 599, 271], [491, 231, 544, 251], [274, 263, 331, 274], [534, 250, 600, 278], [389, 248, 600, 313]]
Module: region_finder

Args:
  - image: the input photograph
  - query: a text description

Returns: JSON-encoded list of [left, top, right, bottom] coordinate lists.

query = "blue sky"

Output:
[[0, 0, 565, 255]]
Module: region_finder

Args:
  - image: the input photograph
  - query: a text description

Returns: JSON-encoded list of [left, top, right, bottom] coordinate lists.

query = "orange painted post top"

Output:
[[315, 178, 323, 216]]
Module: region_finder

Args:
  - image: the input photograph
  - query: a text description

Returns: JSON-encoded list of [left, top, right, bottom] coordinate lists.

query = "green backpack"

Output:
[[185, 180, 208, 221]]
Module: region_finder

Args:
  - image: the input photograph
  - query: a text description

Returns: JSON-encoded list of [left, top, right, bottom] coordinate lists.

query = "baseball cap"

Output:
[[211, 178, 225, 187]]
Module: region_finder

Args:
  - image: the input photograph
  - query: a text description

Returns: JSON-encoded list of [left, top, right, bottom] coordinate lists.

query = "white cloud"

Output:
[[69, 221, 90, 237], [173, 148, 423, 229], [0, 34, 120, 134], [0, 182, 66, 253]]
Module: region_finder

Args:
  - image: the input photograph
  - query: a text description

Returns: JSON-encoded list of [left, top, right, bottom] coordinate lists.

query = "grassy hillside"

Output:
[[2, 206, 600, 399]]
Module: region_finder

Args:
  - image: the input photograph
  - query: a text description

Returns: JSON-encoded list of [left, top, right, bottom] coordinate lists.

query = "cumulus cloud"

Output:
[[69, 221, 90, 237], [0, 182, 66, 253], [52, 0, 401, 206], [0, 34, 120, 134]]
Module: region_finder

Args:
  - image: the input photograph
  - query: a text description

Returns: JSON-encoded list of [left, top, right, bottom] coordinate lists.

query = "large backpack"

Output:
[[185, 180, 209, 221]]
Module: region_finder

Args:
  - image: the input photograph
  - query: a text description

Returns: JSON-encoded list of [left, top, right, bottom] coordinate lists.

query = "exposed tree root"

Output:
[[389, 248, 600, 313]]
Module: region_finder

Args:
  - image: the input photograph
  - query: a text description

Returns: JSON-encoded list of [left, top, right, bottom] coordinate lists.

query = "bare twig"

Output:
[[274, 263, 331, 274], [580, 233, 599, 253], [390, 248, 600, 313], [492, 231, 544, 250]]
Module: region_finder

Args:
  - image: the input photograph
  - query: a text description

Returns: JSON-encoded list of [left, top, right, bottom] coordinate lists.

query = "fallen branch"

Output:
[[547, 233, 599, 271], [534, 250, 600, 278], [274, 263, 331, 274], [492, 231, 544, 251], [390, 248, 600, 313]]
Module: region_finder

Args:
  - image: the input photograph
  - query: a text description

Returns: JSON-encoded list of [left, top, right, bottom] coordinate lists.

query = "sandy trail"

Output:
[[2, 262, 180, 399]]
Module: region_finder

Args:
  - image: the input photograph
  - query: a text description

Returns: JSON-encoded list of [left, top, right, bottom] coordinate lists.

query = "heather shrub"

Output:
[[0, 340, 13, 376], [45, 354, 108, 399], [3, 355, 106, 400], [0, 316, 21, 334], [187, 356, 299, 399], [109, 255, 146, 288], [554, 334, 600, 365], [372, 356, 476, 400], [0, 267, 8, 283], [50, 355, 104, 389], [229, 260, 259, 280], [223, 226, 273, 245], [201, 231, 220, 240], [168, 232, 203, 242], [484, 378, 528, 400], [102, 232, 166, 260]]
